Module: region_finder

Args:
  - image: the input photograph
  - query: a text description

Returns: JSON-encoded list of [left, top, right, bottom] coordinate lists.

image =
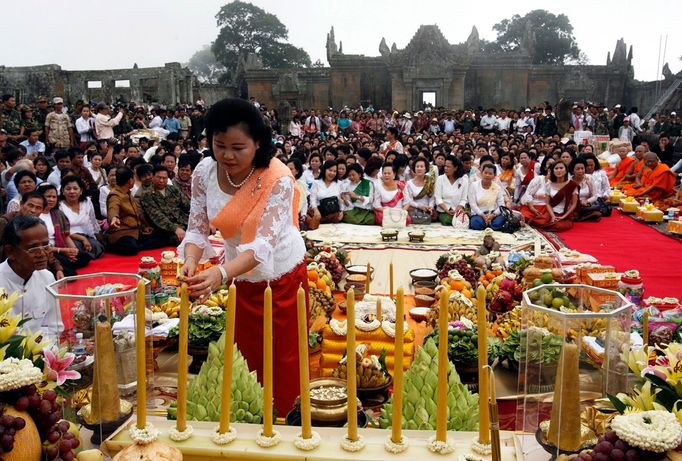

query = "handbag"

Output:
[[318, 196, 340, 217], [451, 212, 470, 230], [597, 197, 612, 217], [408, 208, 432, 225], [382, 207, 408, 228], [498, 206, 521, 234]]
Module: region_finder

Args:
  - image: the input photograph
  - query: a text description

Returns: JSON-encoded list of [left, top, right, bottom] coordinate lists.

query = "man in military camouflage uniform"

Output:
[[0, 95, 22, 142], [35, 96, 50, 127], [44, 97, 74, 149], [139, 165, 190, 245]]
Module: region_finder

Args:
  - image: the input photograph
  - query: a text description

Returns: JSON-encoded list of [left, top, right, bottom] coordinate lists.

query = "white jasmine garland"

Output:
[[459, 455, 484, 461], [255, 429, 281, 448], [340, 434, 365, 452], [355, 318, 381, 332], [0, 359, 42, 392], [211, 426, 237, 445], [470, 437, 492, 455], [129, 423, 159, 444], [293, 430, 321, 451], [611, 410, 682, 453], [380, 320, 408, 338], [384, 434, 409, 453], [330, 319, 347, 336], [168, 425, 193, 442], [427, 435, 456, 454]]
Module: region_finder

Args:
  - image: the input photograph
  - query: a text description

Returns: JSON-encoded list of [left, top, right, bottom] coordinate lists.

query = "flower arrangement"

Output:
[[169, 304, 225, 347]]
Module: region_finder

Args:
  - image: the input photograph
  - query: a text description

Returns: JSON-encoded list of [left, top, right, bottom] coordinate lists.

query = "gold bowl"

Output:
[[305, 377, 361, 424]]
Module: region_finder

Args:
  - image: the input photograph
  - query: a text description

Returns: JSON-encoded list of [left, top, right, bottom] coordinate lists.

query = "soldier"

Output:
[[35, 96, 50, 127], [0, 95, 22, 142], [44, 97, 75, 150]]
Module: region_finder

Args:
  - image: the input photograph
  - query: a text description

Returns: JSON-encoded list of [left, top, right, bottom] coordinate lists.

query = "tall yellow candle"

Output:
[[389, 262, 394, 299], [391, 287, 405, 444], [296, 285, 312, 439], [263, 283, 273, 437], [135, 279, 147, 429], [476, 285, 490, 445], [365, 263, 371, 295], [643, 311, 650, 346], [176, 283, 190, 432], [436, 288, 449, 442], [346, 288, 358, 441], [376, 298, 382, 321], [219, 282, 237, 433]]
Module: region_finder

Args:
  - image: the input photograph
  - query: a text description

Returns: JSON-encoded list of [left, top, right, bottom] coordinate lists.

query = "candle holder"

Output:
[[516, 284, 633, 457], [47, 273, 151, 445]]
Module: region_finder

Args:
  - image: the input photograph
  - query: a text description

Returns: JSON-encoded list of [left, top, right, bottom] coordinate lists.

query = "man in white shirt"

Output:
[[0, 215, 63, 339], [149, 109, 164, 129], [496, 110, 512, 132], [442, 114, 456, 134], [400, 113, 413, 134], [95, 103, 124, 141], [480, 109, 497, 133], [19, 130, 46, 157]]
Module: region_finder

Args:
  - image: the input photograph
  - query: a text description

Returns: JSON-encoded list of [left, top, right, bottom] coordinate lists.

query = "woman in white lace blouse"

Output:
[[179, 98, 306, 416]]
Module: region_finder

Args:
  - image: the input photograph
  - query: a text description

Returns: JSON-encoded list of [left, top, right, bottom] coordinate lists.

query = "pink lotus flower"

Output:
[[44, 347, 81, 386]]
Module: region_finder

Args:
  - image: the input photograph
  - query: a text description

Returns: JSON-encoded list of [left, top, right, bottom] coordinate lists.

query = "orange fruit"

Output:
[[486, 272, 495, 280], [308, 270, 319, 282], [493, 269, 503, 276], [462, 289, 473, 299], [450, 280, 465, 292], [316, 279, 327, 290]]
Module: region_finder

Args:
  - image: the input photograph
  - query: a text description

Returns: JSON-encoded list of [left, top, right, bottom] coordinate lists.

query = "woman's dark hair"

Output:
[[177, 153, 194, 170], [33, 156, 50, 172], [393, 154, 408, 171], [364, 156, 383, 178], [480, 163, 497, 175], [444, 155, 465, 179], [499, 152, 515, 170], [579, 153, 601, 171], [539, 155, 555, 176], [59, 175, 87, 202], [549, 161, 568, 183], [479, 154, 495, 165], [386, 127, 399, 139], [88, 150, 103, 162], [204, 98, 274, 169], [336, 160, 348, 180], [13, 170, 37, 188], [37, 182, 58, 196], [287, 158, 303, 179], [308, 152, 323, 167], [319, 160, 338, 182], [413, 157, 430, 172], [568, 157, 588, 175], [347, 162, 364, 178], [381, 162, 399, 179]]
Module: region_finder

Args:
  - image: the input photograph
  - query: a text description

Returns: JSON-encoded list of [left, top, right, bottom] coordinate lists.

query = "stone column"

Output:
[[169, 71, 177, 104]]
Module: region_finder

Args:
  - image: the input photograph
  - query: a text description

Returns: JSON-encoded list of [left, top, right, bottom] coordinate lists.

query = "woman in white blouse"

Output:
[[405, 158, 436, 224], [288, 115, 302, 138], [309, 160, 343, 224], [373, 163, 410, 225], [569, 157, 602, 221], [58, 175, 104, 259], [468, 164, 506, 230], [434, 155, 469, 225], [341, 163, 375, 225], [582, 153, 610, 202]]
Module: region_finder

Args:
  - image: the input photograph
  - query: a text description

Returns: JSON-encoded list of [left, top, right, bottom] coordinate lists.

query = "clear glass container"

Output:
[[47, 273, 151, 445], [515, 284, 633, 457]]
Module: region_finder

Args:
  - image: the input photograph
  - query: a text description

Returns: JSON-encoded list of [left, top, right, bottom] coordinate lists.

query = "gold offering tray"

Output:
[[103, 416, 521, 460]]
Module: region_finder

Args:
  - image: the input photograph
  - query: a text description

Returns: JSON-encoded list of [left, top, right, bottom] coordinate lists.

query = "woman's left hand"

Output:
[[82, 239, 92, 252], [185, 266, 222, 299]]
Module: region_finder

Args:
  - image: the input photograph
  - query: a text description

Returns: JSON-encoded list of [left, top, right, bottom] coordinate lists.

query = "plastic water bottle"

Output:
[[644, 198, 650, 205], [73, 333, 86, 356]]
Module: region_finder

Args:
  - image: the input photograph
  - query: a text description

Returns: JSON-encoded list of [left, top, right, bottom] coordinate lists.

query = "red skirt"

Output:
[[234, 261, 309, 417]]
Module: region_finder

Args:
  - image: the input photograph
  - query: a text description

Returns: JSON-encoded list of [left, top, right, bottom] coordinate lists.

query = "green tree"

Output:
[[187, 45, 228, 84], [492, 9, 582, 64], [211, 1, 311, 78]]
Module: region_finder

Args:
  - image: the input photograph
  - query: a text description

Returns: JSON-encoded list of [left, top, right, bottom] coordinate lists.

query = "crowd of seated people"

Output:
[[1, 94, 680, 281]]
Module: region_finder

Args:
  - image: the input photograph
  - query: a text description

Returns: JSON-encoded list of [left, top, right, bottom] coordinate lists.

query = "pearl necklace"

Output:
[[225, 166, 255, 189]]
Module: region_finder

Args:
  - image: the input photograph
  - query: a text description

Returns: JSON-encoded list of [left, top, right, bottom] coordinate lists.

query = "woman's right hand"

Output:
[[82, 239, 92, 252], [181, 259, 198, 279]]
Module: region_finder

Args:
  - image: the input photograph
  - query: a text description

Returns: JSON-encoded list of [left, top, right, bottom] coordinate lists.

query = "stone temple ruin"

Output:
[[1, 25, 680, 115], [245, 25, 681, 114]]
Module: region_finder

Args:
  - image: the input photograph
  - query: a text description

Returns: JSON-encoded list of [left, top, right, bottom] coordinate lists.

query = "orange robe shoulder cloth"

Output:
[[209, 157, 305, 416], [211, 157, 300, 243]]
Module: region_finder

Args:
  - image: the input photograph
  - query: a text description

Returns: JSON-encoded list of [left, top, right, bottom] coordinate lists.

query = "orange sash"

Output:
[[211, 158, 300, 244], [609, 156, 633, 186]]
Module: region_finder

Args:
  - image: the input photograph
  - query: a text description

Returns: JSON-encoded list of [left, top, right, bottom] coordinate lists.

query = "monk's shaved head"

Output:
[[644, 152, 659, 168], [644, 152, 659, 161]]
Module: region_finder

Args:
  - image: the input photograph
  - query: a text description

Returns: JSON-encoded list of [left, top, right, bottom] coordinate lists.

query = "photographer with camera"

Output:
[[94, 102, 123, 144]]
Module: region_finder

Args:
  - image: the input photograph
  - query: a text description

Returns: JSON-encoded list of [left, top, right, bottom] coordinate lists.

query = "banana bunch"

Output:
[[427, 291, 476, 328], [567, 318, 607, 341], [309, 286, 335, 318], [152, 297, 181, 318], [203, 289, 229, 309], [333, 358, 390, 388], [379, 338, 479, 431], [180, 332, 263, 423], [493, 307, 522, 339]]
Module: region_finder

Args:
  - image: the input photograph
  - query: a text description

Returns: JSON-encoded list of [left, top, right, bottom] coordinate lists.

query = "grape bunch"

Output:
[[0, 408, 27, 454], [316, 254, 344, 284], [438, 258, 477, 287], [43, 420, 80, 461], [575, 430, 667, 461], [20, 387, 62, 437]]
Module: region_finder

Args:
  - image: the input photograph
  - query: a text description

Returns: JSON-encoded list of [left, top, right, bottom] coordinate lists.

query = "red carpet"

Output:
[[558, 212, 682, 298], [79, 247, 174, 276]]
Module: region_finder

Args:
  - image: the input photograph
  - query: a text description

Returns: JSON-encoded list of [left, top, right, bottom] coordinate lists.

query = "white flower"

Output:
[[129, 423, 159, 444], [427, 435, 456, 454], [211, 426, 237, 445], [0, 358, 42, 392], [471, 437, 492, 455], [340, 434, 365, 452], [294, 431, 321, 451], [459, 316, 474, 330], [168, 425, 193, 441], [384, 434, 409, 454], [611, 410, 682, 453], [255, 429, 281, 448]]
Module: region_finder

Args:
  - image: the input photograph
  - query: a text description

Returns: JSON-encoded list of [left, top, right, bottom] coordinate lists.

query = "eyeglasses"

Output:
[[22, 245, 52, 256]]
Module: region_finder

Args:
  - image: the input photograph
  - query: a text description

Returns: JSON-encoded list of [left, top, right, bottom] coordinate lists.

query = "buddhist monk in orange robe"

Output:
[[609, 144, 634, 187], [617, 145, 646, 187], [622, 153, 676, 201]]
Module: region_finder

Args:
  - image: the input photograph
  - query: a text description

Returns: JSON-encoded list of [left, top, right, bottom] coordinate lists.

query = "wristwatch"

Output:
[[217, 265, 229, 286]]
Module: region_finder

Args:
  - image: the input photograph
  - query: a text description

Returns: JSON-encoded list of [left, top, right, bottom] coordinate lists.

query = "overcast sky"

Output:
[[1, 0, 679, 82]]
